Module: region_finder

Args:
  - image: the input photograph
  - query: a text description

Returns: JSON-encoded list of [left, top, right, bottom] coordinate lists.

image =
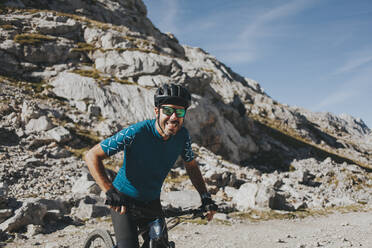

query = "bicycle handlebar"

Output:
[[163, 207, 206, 218], [105, 199, 213, 219]]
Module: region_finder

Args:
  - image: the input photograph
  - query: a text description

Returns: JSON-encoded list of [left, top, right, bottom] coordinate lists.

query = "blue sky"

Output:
[[143, 0, 372, 129]]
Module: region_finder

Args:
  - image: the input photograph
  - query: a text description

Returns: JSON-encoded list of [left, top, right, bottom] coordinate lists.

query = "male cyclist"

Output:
[[84, 83, 217, 248]]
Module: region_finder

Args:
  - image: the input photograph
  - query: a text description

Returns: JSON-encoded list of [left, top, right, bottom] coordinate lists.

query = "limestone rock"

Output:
[[233, 183, 259, 211], [71, 172, 101, 196], [0, 183, 8, 208], [45, 126, 72, 143], [161, 190, 201, 209], [73, 195, 108, 219], [0, 200, 47, 232], [0, 209, 13, 224], [25, 116, 54, 134]]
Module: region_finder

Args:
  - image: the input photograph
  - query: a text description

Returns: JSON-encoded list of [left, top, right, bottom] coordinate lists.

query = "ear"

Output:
[[154, 107, 159, 115]]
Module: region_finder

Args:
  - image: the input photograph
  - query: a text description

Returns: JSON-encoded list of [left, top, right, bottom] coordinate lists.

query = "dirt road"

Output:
[[6, 210, 372, 248]]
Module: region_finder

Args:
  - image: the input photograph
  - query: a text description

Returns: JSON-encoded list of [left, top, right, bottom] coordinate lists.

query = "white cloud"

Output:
[[334, 54, 372, 74], [313, 67, 372, 111], [239, 0, 312, 41], [313, 89, 359, 111], [145, 0, 316, 64], [213, 0, 315, 64]]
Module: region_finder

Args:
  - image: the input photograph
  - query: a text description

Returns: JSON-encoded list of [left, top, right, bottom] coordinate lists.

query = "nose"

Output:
[[169, 112, 179, 120]]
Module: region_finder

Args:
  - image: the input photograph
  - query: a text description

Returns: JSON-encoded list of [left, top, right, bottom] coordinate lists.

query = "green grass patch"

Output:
[[66, 146, 90, 159], [164, 174, 189, 184], [112, 47, 161, 55], [181, 217, 208, 225], [200, 68, 215, 73], [14, 33, 56, 45], [0, 24, 15, 30], [27, 80, 48, 93], [70, 42, 98, 53], [113, 77, 136, 85], [71, 69, 101, 80], [71, 69, 137, 86], [123, 35, 137, 42], [230, 204, 371, 222]]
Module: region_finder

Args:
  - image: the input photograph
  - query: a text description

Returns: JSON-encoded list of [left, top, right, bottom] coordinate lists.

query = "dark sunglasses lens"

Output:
[[175, 109, 186, 117], [162, 107, 186, 117], [162, 107, 174, 116]]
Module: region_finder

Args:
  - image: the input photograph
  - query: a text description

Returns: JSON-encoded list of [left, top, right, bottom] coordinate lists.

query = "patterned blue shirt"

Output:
[[100, 119, 194, 202]]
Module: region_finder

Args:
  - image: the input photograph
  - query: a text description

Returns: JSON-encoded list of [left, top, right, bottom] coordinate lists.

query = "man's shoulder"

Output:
[[180, 126, 189, 134], [124, 119, 154, 134], [177, 126, 191, 139]]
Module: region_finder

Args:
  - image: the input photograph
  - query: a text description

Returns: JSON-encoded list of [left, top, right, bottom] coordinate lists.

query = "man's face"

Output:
[[155, 104, 185, 137]]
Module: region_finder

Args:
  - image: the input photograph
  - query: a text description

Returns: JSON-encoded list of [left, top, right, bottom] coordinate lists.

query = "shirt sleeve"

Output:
[[181, 130, 195, 162], [100, 126, 136, 156]]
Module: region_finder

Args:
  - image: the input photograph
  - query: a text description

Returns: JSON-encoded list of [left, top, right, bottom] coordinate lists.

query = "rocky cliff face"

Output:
[[0, 0, 371, 243], [1, 0, 371, 167]]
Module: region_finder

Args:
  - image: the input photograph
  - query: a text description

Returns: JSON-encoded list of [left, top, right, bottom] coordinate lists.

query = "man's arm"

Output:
[[84, 143, 113, 193], [185, 159, 216, 220], [85, 143, 126, 214], [184, 159, 208, 195]]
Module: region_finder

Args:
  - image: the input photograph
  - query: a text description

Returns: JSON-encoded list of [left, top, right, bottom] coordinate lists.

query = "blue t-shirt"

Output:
[[100, 119, 194, 202]]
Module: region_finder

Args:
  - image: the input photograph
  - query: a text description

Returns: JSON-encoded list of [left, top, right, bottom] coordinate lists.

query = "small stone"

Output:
[[26, 224, 44, 237]]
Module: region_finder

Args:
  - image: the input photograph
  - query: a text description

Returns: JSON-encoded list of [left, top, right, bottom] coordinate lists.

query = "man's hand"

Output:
[[105, 188, 127, 215], [200, 192, 217, 221]]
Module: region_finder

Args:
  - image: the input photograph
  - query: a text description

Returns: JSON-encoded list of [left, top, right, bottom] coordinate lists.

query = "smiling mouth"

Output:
[[166, 120, 179, 129]]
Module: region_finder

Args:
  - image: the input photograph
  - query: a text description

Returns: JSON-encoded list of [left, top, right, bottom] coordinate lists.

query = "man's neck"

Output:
[[155, 120, 170, 140]]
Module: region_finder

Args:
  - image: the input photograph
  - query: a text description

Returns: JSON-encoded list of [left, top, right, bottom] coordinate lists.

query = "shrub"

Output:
[[14, 33, 56, 45]]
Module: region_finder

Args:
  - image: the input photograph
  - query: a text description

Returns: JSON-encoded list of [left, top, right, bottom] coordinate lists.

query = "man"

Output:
[[84, 83, 217, 248]]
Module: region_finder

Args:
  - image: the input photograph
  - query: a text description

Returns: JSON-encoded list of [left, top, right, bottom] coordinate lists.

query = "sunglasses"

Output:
[[161, 106, 186, 118]]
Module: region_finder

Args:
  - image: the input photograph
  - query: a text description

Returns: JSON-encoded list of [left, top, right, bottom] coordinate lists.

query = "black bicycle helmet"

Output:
[[154, 83, 191, 109]]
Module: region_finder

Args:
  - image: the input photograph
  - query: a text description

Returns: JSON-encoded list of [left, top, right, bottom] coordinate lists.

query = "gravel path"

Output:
[[6, 210, 372, 248]]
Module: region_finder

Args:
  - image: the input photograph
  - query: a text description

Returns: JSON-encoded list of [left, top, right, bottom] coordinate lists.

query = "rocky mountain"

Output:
[[0, 0, 371, 245]]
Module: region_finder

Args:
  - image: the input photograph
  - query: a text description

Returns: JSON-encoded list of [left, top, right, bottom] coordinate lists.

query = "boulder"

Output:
[[0, 183, 8, 208], [223, 186, 238, 200], [48, 146, 72, 159], [71, 172, 101, 196], [161, 190, 201, 209], [0, 50, 21, 75], [232, 182, 279, 211], [95, 50, 174, 78], [24, 157, 44, 167], [34, 199, 72, 215], [25, 116, 54, 134], [26, 224, 44, 238], [0, 209, 13, 224], [204, 168, 238, 188], [74, 195, 110, 219], [45, 126, 72, 143], [94, 119, 123, 137], [233, 183, 258, 211], [0, 200, 47, 232], [21, 101, 43, 124], [88, 105, 101, 117]]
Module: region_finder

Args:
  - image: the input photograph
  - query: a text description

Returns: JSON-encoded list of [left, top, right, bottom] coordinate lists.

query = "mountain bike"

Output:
[[83, 205, 209, 248]]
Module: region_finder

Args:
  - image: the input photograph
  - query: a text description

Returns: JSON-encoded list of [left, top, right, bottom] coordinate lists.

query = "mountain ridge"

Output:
[[0, 0, 371, 244]]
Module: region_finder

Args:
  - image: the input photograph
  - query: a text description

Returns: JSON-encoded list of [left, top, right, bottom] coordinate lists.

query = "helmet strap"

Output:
[[156, 107, 166, 138]]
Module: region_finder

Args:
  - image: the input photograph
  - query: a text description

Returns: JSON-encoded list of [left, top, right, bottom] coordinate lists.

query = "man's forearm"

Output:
[[84, 144, 113, 192], [185, 160, 208, 195]]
